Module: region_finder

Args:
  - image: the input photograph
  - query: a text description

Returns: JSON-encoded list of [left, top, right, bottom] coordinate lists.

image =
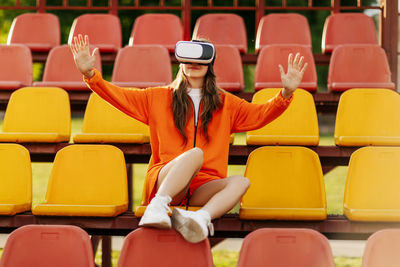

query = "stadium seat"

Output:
[[32, 145, 128, 217], [0, 87, 70, 143], [73, 93, 150, 143], [362, 229, 400, 267], [7, 13, 60, 52], [0, 144, 31, 215], [193, 13, 247, 53], [0, 44, 32, 90], [118, 228, 213, 267], [239, 146, 326, 220], [255, 45, 317, 92], [334, 88, 400, 146], [246, 89, 319, 146], [328, 44, 395, 91], [112, 45, 172, 88], [129, 13, 183, 52], [256, 13, 312, 53], [344, 147, 400, 221], [214, 45, 244, 92], [68, 14, 121, 53], [33, 45, 102, 91], [237, 228, 335, 267], [322, 13, 378, 54], [0, 225, 94, 267]]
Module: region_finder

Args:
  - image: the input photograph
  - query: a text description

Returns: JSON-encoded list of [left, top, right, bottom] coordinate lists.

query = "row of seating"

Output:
[[7, 12, 378, 55], [1, 225, 399, 266]]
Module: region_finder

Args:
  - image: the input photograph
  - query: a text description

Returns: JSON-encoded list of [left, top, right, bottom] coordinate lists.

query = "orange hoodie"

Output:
[[84, 69, 293, 204]]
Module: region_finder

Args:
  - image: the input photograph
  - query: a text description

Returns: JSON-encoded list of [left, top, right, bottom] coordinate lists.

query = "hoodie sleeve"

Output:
[[83, 68, 151, 125]]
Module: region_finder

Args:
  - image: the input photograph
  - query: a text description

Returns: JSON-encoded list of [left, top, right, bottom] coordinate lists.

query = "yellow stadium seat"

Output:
[[344, 146, 400, 221], [0, 87, 70, 143], [74, 93, 149, 143], [246, 89, 319, 146], [32, 144, 128, 217], [335, 88, 400, 146], [240, 146, 326, 220], [0, 144, 31, 215]]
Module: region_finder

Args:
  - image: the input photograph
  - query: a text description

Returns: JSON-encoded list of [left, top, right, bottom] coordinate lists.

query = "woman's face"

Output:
[[181, 63, 208, 79]]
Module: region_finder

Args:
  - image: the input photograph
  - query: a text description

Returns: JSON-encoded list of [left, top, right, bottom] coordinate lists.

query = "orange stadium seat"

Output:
[[322, 13, 378, 54], [193, 13, 247, 53], [68, 14, 122, 53], [256, 13, 312, 53], [33, 45, 102, 91], [237, 228, 335, 267], [328, 45, 395, 91], [0, 44, 32, 90], [255, 45, 317, 92], [214, 45, 244, 92], [129, 13, 183, 52], [362, 229, 400, 267], [112, 45, 172, 88], [118, 228, 214, 267], [7, 13, 60, 52], [0, 225, 94, 267]]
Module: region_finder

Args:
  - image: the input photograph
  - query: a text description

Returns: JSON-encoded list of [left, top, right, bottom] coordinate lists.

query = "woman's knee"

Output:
[[229, 176, 250, 190], [188, 147, 204, 166]]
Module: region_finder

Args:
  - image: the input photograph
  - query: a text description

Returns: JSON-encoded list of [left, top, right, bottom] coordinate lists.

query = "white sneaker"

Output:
[[139, 195, 172, 229], [172, 208, 214, 243]]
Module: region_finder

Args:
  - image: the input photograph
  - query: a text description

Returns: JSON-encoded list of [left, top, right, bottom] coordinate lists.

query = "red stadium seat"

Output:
[[0, 225, 94, 267], [237, 228, 335, 267], [256, 13, 312, 53], [129, 13, 183, 52], [0, 44, 32, 90], [33, 45, 102, 91], [328, 44, 395, 92], [255, 45, 317, 92], [322, 13, 378, 54], [112, 45, 172, 88], [362, 229, 400, 267], [193, 13, 247, 53], [68, 14, 122, 53], [118, 228, 213, 267], [214, 45, 244, 92], [7, 13, 60, 52]]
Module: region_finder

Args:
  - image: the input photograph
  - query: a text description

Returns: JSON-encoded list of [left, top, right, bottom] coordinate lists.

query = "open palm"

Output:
[[279, 53, 308, 98], [70, 34, 98, 78]]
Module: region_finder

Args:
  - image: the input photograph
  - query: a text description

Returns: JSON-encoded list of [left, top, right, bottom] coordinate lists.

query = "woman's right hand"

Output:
[[70, 34, 98, 79]]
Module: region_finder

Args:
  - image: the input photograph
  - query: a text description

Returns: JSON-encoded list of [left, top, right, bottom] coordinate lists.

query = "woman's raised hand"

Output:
[[70, 34, 98, 79], [279, 53, 308, 99]]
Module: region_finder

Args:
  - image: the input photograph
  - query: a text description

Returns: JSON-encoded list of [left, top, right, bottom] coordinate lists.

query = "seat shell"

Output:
[[214, 45, 244, 92], [0, 44, 32, 90], [362, 229, 400, 267]]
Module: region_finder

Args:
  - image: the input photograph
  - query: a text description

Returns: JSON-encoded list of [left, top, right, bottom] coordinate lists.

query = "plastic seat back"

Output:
[[344, 147, 400, 221], [0, 87, 71, 143], [112, 45, 172, 88], [68, 14, 121, 53], [7, 13, 60, 52], [0, 44, 32, 90], [0, 225, 94, 267], [237, 228, 335, 267], [32, 145, 128, 216], [246, 89, 319, 146], [362, 229, 400, 267], [240, 146, 326, 220], [193, 13, 247, 53], [334, 89, 400, 146], [0, 144, 31, 215], [214, 45, 244, 92], [322, 13, 378, 54], [129, 13, 183, 52], [328, 45, 394, 91], [256, 13, 312, 53], [255, 45, 317, 92], [118, 228, 213, 267], [34, 45, 102, 91], [73, 93, 150, 143]]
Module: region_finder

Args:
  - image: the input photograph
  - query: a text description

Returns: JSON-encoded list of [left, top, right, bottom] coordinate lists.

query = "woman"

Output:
[[70, 35, 307, 243]]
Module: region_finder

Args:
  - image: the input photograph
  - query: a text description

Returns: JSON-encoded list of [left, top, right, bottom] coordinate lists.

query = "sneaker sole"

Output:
[[172, 208, 206, 243], [139, 216, 171, 229]]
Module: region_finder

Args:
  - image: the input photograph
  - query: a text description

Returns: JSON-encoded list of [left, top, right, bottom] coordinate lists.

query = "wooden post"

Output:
[[109, 0, 118, 15], [255, 0, 265, 36], [37, 0, 45, 12], [182, 0, 191, 40]]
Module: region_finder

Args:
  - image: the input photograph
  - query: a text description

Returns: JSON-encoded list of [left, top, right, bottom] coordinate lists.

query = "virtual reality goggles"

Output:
[[175, 41, 215, 65]]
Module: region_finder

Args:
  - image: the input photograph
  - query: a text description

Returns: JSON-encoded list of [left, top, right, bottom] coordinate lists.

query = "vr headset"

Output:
[[175, 41, 215, 65]]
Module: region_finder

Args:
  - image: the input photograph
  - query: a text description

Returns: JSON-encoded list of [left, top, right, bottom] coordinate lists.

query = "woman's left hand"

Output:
[[279, 53, 308, 99]]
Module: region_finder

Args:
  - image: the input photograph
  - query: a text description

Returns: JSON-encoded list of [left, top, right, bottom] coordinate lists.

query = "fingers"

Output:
[[85, 35, 89, 46], [293, 53, 300, 67], [300, 62, 308, 76], [70, 44, 77, 56], [278, 64, 285, 77], [91, 47, 99, 58], [288, 53, 293, 69]]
